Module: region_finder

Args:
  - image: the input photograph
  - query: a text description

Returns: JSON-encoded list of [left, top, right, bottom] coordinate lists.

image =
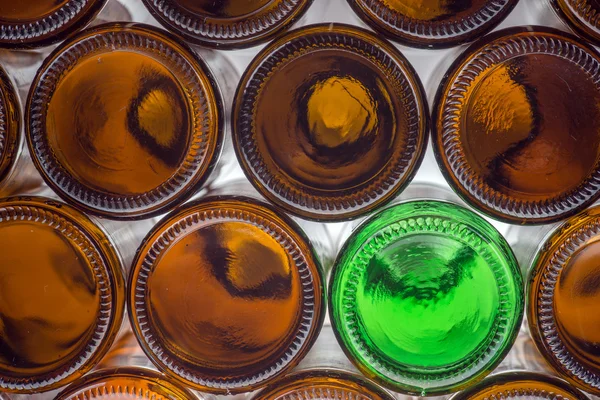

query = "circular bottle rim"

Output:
[[345, 0, 519, 49], [252, 369, 396, 400], [128, 195, 326, 394], [549, 0, 600, 45], [233, 22, 429, 222], [528, 205, 600, 395], [450, 371, 589, 400], [0, 196, 125, 393], [55, 367, 198, 400], [25, 22, 224, 220], [0, 64, 21, 189], [140, 0, 314, 49], [432, 25, 600, 225], [329, 199, 524, 395], [0, 0, 108, 49]]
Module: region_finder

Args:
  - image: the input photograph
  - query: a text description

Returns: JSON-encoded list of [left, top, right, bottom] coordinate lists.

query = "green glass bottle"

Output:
[[329, 200, 524, 396]]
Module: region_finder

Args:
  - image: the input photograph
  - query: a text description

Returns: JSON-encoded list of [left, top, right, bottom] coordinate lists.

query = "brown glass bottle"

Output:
[[128, 195, 326, 394], [451, 372, 589, 400], [528, 205, 600, 395], [346, 0, 518, 48], [0, 63, 20, 194], [141, 0, 314, 49], [433, 26, 600, 225], [26, 23, 223, 220], [0, 196, 125, 394], [233, 23, 428, 221], [550, 0, 600, 45], [252, 370, 395, 400], [0, 0, 106, 49], [55, 367, 197, 400]]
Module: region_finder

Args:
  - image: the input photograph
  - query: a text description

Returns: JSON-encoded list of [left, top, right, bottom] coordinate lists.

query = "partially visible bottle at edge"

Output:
[[128, 192, 328, 394], [451, 372, 589, 400], [329, 200, 524, 395], [26, 23, 223, 220], [233, 23, 428, 222], [0, 197, 125, 394], [55, 367, 198, 400], [0, 0, 106, 48], [345, 0, 518, 48], [140, 0, 314, 49], [252, 370, 395, 400], [548, 0, 600, 44], [528, 205, 600, 396], [433, 27, 600, 225]]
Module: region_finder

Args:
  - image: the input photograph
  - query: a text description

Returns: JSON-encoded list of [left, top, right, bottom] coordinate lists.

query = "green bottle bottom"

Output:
[[330, 200, 523, 395]]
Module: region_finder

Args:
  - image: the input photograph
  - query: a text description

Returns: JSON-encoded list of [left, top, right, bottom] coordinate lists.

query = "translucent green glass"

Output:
[[329, 200, 523, 396]]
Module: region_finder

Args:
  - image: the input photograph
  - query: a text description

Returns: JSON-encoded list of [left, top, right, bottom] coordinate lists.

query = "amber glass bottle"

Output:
[[234, 23, 428, 221], [26, 23, 223, 220], [0, 197, 125, 394], [451, 372, 589, 400], [529, 205, 600, 395], [0, 0, 106, 49], [550, 0, 600, 44], [128, 195, 326, 394], [55, 367, 197, 400], [141, 0, 314, 49], [433, 26, 600, 225], [252, 370, 395, 400], [0, 64, 21, 194], [346, 0, 518, 48]]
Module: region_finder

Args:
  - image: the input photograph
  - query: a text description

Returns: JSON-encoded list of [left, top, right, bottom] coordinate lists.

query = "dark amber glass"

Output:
[[346, 0, 518, 48], [550, 0, 600, 44], [55, 367, 197, 400], [234, 23, 428, 221], [0, 0, 106, 49], [128, 196, 325, 394], [141, 0, 314, 49], [0, 63, 20, 193], [0, 197, 124, 393], [529, 205, 600, 395], [26, 23, 223, 220], [433, 27, 600, 225], [452, 372, 588, 400], [253, 370, 395, 400]]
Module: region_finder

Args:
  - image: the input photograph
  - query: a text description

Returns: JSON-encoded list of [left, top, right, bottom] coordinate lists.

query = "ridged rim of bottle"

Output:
[[329, 200, 524, 395], [0, 64, 20, 188], [528, 206, 600, 395], [450, 371, 589, 400], [0, 197, 125, 393], [233, 23, 429, 222], [252, 369, 396, 400], [140, 0, 314, 49], [55, 367, 198, 400], [0, 0, 107, 49], [433, 26, 600, 225], [128, 196, 326, 394], [26, 23, 223, 220], [550, 0, 600, 45], [346, 0, 519, 49]]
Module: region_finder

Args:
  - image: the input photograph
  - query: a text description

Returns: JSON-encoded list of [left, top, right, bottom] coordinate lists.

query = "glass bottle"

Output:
[[528, 205, 600, 395], [252, 369, 395, 400], [0, 63, 22, 195], [433, 26, 600, 225], [329, 199, 524, 395], [0, 0, 107, 49], [140, 0, 314, 49], [549, 0, 600, 44], [55, 367, 198, 400], [0, 196, 125, 394], [345, 0, 518, 48], [233, 23, 428, 222], [451, 371, 589, 400], [26, 22, 223, 220], [128, 194, 327, 394]]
